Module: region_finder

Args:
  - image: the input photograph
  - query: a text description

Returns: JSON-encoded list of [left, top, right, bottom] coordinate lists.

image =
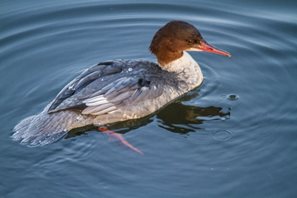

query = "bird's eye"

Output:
[[186, 38, 198, 45], [186, 39, 193, 45]]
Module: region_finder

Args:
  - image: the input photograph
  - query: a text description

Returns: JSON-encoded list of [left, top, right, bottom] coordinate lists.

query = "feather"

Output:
[[90, 106, 117, 115], [82, 103, 115, 114]]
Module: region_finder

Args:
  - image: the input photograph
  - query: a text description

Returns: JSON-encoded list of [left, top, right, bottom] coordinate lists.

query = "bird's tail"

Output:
[[11, 106, 83, 146]]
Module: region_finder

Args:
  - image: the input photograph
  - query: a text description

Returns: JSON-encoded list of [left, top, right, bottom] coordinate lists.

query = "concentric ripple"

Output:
[[1, 0, 297, 197]]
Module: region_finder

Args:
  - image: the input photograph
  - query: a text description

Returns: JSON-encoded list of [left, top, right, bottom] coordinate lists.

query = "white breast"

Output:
[[161, 51, 203, 89]]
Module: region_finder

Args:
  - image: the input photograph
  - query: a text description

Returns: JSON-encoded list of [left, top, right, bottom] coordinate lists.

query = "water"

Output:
[[1, 0, 297, 197]]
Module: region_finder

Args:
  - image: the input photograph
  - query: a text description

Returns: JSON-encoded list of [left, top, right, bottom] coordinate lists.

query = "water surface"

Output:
[[1, 0, 297, 197]]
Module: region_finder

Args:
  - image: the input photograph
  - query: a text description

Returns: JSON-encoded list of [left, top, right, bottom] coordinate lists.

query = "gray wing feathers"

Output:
[[48, 61, 122, 112], [47, 60, 165, 116], [82, 77, 138, 115], [82, 77, 163, 116]]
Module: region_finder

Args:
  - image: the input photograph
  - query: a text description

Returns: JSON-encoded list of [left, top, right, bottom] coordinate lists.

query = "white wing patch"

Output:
[[83, 95, 109, 106], [80, 76, 160, 116], [82, 95, 117, 115]]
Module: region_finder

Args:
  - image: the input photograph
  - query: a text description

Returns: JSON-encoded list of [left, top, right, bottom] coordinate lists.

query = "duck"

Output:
[[12, 20, 231, 147]]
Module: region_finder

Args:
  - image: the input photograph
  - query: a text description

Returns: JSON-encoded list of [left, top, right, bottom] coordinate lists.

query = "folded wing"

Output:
[[48, 60, 164, 116]]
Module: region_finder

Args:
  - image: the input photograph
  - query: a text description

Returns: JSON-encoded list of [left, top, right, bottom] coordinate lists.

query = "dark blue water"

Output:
[[1, 0, 297, 197]]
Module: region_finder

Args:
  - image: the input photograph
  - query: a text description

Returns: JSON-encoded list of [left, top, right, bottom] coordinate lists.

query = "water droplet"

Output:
[[227, 94, 239, 101], [128, 68, 133, 72], [212, 130, 232, 142]]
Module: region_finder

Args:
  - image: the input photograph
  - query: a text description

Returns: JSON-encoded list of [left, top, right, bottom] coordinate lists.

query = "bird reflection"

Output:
[[157, 102, 229, 134], [66, 92, 230, 138], [156, 92, 230, 134]]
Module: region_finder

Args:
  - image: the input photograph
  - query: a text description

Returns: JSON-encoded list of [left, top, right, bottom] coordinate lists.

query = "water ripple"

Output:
[[1, 1, 297, 197]]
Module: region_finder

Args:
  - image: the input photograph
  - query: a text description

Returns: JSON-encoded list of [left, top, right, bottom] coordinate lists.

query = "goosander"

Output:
[[12, 20, 230, 146]]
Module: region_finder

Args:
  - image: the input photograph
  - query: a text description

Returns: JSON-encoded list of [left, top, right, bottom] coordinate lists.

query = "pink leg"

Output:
[[98, 127, 143, 155]]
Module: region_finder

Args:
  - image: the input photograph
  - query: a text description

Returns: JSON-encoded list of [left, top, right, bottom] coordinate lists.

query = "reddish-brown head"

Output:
[[150, 21, 230, 66]]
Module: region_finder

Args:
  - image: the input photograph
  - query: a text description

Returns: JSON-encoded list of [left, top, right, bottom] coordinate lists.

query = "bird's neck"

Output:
[[159, 51, 204, 88]]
